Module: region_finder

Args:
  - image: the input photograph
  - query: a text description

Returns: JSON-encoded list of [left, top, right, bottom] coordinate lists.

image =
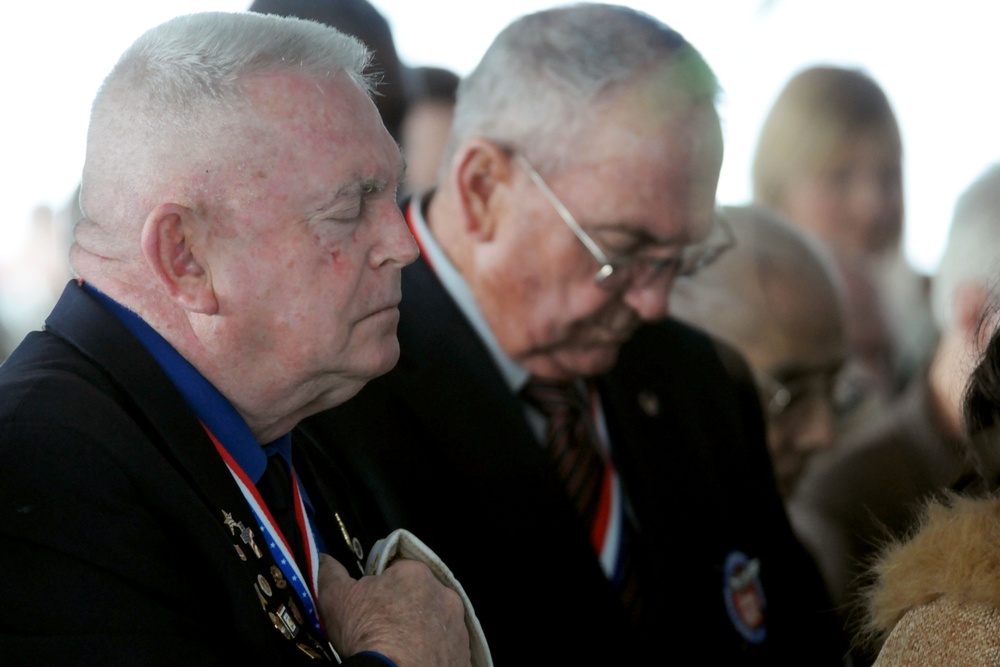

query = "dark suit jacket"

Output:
[[0, 282, 385, 666], [304, 257, 847, 665]]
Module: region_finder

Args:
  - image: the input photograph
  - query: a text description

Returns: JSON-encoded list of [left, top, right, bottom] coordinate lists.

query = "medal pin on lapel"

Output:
[[335, 512, 366, 574], [637, 390, 660, 417], [222, 509, 263, 558]]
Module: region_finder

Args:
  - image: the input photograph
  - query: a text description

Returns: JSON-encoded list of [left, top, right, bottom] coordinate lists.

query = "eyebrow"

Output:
[[319, 155, 407, 211], [587, 224, 690, 248], [768, 359, 845, 384]]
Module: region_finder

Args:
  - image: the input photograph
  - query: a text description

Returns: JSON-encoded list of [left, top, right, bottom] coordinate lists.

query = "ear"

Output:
[[452, 138, 515, 242], [954, 281, 989, 343], [140, 203, 219, 315]]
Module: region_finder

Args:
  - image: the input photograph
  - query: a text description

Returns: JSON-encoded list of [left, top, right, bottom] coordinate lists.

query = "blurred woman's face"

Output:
[[780, 127, 903, 256]]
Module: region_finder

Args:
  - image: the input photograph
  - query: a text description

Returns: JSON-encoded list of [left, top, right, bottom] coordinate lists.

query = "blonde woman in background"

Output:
[[753, 66, 936, 400]]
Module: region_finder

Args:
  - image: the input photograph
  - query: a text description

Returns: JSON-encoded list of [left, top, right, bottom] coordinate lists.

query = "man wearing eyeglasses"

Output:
[[671, 205, 851, 500], [306, 4, 846, 664]]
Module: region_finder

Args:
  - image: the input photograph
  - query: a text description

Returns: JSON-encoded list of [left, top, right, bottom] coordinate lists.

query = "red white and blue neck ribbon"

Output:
[[205, 426, 324, 638], [587, 383, 626, 583]]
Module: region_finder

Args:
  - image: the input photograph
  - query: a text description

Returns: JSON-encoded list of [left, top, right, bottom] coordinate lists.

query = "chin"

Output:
[[337, 336, 401, 386], [367, 342, 401, 380], [529, 346, 621, 381]]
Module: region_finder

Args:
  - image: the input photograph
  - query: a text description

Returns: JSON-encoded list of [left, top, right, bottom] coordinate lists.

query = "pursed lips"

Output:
[[589, 315, 641, 345], [578, 326, 637, 347], [363, 299, 402, 320]]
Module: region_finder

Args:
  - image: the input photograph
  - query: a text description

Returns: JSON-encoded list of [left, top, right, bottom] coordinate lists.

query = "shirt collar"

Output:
[[84, 283, 285, 483], [407, 194, 530, 393]]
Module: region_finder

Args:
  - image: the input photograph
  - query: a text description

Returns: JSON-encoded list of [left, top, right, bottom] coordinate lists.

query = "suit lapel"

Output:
[[394, 260, 616, 582], [396, 260, 559, 494], [44, 283, 324, 657], [45, 284, 252, 524]]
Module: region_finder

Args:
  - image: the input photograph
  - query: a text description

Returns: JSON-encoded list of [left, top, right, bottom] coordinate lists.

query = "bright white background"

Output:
[[2, 0, 998, 338]]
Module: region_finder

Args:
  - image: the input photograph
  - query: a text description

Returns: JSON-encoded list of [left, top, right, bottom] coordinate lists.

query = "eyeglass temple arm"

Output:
[[514, 154, 613, 267]]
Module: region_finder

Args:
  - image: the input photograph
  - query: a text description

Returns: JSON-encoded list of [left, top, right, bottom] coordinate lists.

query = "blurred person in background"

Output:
[[671, 204, 849, 500], [753, 65, 936, 399], [791, 162, 1000, 663], [0, 202, 73, 352], [400, 66, 460, 195]]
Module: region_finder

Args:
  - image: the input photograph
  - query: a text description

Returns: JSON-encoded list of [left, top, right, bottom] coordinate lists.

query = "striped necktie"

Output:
[[522, 379, 605, 526], [522, 378, 645, 621]]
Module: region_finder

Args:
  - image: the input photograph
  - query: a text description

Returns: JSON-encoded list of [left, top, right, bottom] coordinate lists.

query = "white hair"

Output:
[[443, 3, 718, 178], [79, 11, 372, 248], [932, 164, 1000, 331]]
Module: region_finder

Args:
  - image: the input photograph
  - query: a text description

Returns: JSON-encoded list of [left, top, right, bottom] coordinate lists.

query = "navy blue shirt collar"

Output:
[[84, 283, 287, 483]]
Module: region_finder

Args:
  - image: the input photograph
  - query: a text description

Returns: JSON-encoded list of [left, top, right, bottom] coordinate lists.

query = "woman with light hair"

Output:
[[754, 66, 903, 255], [753, 66, 935, 396]]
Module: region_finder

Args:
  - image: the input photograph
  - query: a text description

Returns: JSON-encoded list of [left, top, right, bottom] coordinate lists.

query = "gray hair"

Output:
[[80, 11, 371, 243], [932, 164, 1000, 331], [443, 3, 718, 178]]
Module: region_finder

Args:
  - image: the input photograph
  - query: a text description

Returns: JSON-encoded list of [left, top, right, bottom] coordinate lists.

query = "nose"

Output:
[[371, 202, 419, 269], [622, 276, 672, 321], [793, 396, 838, 454], [851, 177, 901, 253]]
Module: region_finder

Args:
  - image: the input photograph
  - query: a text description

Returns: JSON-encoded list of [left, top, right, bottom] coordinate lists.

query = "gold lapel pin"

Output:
[[637, 391, 660, 417]]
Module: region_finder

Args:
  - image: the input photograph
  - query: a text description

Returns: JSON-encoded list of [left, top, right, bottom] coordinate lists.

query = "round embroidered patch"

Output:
[[722, 550, 767, 644]]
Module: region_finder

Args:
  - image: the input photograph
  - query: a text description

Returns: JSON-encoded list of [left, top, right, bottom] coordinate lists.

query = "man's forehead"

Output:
[[223, 70, 400, 217], [242, 69, 371, 125], [562, 145, 719, 244], [565, 99, 720, 196]]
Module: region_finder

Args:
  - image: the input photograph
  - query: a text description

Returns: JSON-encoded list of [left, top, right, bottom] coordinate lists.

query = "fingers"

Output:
[[316, 554, 472, 667], [316, 553, 352, 632]]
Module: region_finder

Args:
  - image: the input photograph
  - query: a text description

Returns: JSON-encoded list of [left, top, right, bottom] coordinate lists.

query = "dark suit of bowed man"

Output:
[[303, 5, 848, 661], [304, 203, 848, 665]]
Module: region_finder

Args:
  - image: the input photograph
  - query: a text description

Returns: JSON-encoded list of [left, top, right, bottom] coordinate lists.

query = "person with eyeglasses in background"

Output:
[[302, 5, 849, 665], [670, 205, 851, 501], [669, 203, 879, 657]]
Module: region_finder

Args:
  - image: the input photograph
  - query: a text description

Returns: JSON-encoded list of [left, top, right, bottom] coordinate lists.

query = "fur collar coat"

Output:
[[865, 494, 1000, 665]]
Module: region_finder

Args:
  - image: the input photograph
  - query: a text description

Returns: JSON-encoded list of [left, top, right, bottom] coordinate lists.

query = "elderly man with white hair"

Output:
[[0, 12, 474, 667], [307, 4, 848, 664]]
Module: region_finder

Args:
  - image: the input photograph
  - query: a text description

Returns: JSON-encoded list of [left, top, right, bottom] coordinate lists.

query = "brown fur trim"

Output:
[[864, 493, 1000, 644]]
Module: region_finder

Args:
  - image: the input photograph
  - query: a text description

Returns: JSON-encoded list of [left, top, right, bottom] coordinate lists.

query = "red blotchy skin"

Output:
[[192, 70, 417, 418], [470, 72, 723, 381]]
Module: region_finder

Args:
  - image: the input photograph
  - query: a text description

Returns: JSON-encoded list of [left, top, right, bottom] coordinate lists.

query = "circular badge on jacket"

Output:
[[722, 550, 767, 644]]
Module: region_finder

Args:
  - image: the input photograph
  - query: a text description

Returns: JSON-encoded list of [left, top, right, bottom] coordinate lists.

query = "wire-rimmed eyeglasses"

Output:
[[514, 153, 734, 290], [755, 366, 859, 420]]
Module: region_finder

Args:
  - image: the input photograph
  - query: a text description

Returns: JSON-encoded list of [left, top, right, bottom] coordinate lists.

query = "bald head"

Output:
[[672, 205, 846, 371], [672, 205, 848, 496]]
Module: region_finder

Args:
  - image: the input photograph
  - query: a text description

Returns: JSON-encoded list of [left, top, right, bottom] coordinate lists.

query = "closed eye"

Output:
[[323, 177, 390, 223]]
